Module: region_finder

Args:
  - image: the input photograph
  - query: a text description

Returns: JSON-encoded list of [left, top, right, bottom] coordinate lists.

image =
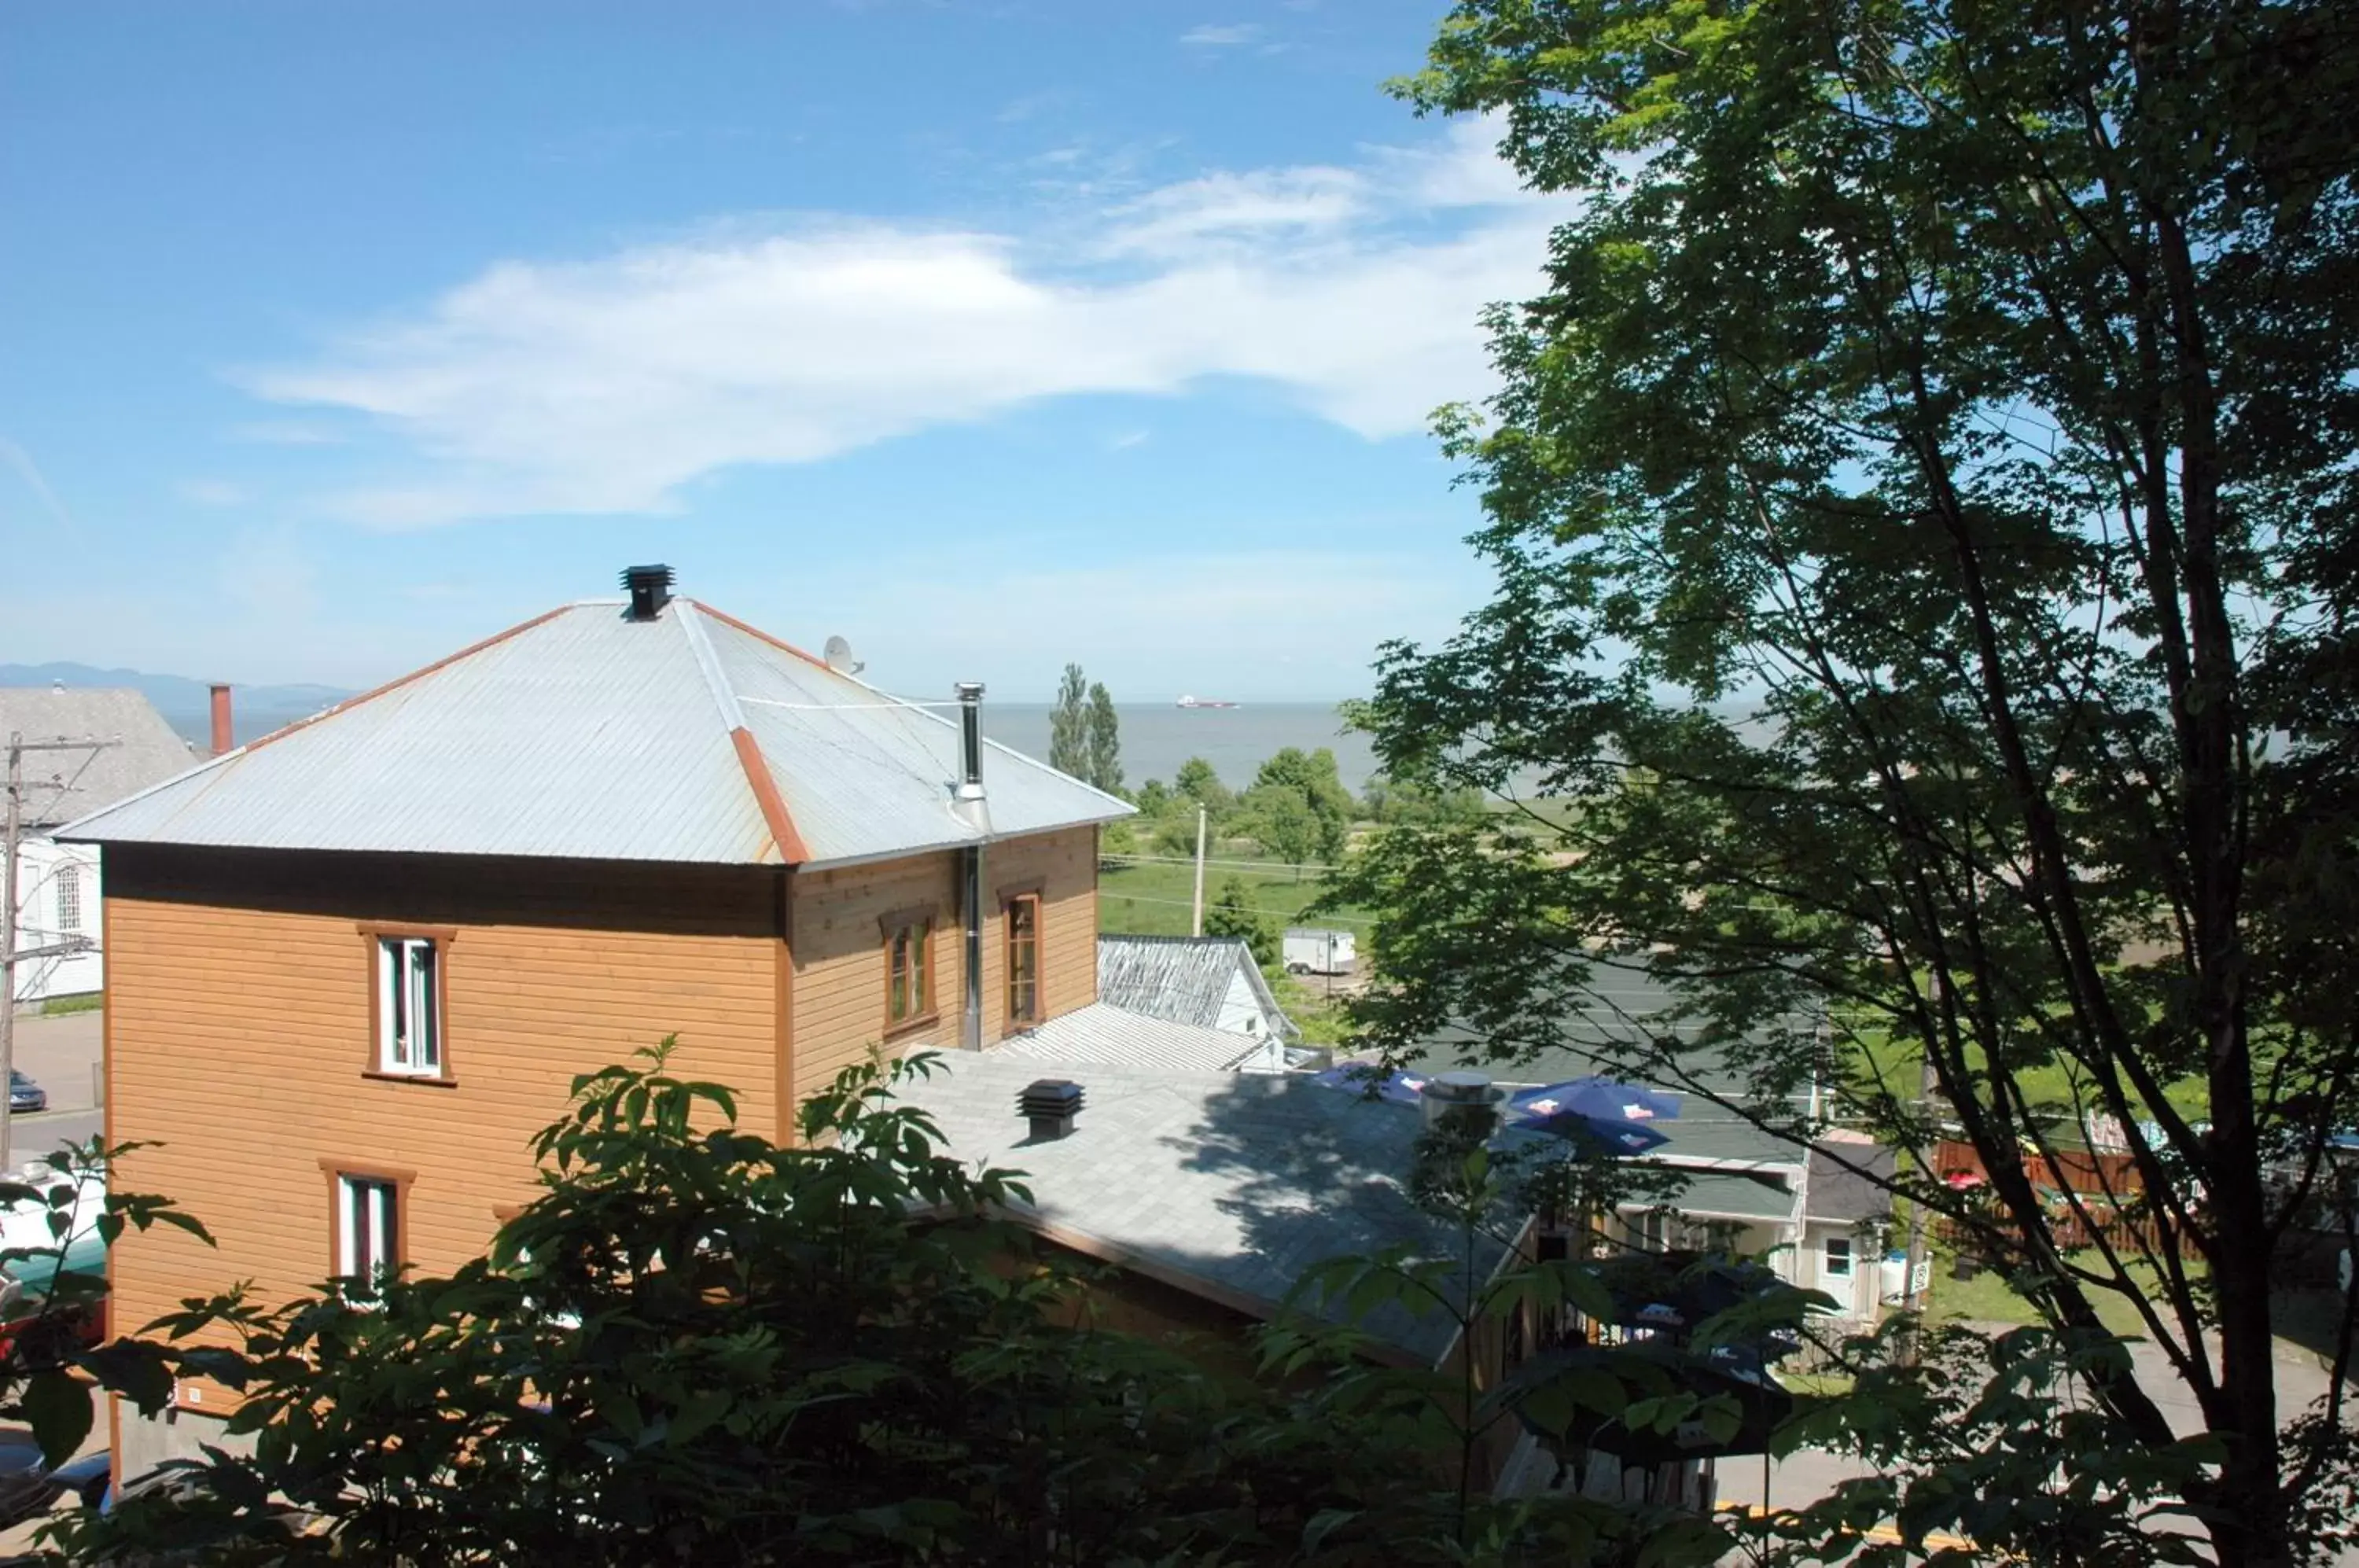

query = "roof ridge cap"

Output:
[[676, 602, 809, 866]]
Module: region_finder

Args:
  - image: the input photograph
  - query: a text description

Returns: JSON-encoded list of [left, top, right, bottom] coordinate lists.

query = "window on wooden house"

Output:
[[1823, 1235, 1854, 1279], [336, 1175, 401, 1286], [1005, 893, 1040, 1025], [885, 917, 933, 1029], [53, 864, 81, 934], [376, 936, 442, 1075]]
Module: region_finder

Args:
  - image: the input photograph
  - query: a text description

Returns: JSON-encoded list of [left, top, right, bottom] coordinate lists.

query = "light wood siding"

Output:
[[787, 851, 961, 1105], [985, 826, 1098, 1041], [102, 846, 785, 1347], [785, 826, 1102, 1104]]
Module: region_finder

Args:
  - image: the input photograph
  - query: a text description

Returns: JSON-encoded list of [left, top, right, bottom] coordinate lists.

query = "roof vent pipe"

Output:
[[620, 564, 675, 622], [957, 681, 988, 1052], [1018, 1079, 1084, 1141], [1421, 1070, 1504, 1135], [208, 684, 234, 757], [954, 682, 987, 818]]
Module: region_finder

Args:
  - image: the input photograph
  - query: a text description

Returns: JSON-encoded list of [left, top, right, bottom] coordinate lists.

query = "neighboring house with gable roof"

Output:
[[0, 686, 197, 1003], [1404, 968, 1897, 1322], [1097, 933, 1296, 1043], [61, 566, 1134, 1474]]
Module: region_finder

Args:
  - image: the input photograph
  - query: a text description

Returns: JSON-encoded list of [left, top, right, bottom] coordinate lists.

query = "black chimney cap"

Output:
[[621, 564, 675, 622], [1018, 1078, 1085, 1141]]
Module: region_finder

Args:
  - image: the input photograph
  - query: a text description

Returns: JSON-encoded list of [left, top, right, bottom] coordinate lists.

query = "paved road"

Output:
[[6, 1011, 101, 1113], [7, 1109, 103, 1165], [3, 1010, 105, 1171]]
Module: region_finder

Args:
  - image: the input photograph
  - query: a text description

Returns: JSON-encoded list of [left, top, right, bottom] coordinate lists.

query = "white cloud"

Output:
[[178, 479, 251, 507], [1098, 165, 1366, 258], [0, 437, 77, 532], [242, 115, 1552, 528], [230, 421, 347, 446], [1180, 24, 1260, 46], [770, 548, 1485, 701]]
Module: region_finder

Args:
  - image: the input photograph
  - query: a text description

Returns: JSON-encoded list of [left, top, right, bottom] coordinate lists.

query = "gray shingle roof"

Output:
[[1621, 1169, 1799, 1223], [58, 600, 1132, 867], [1096, 935, 1294, 1039], [0, 688, 197, 830], [1806, 1143, 1897, 1224], [896, 1052, 1522, 1363], [994, 1002, 1283, 1073]]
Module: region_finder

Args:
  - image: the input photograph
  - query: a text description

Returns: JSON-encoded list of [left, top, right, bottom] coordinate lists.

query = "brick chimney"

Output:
[[209, 684, 234, 756]]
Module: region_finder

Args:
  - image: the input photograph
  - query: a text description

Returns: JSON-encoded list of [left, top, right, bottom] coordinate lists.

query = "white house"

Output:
[[2, 687, 197, 1004], [1096, 935, 1297, 1041], [1407, 972, 1899, 1325]]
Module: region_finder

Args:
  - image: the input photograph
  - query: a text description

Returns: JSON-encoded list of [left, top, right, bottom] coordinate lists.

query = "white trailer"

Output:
[[1282, 927, 1356, 976]]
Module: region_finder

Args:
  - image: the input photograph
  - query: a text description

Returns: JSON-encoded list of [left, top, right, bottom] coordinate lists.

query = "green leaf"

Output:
[[668, 1389, 731, 1447], [20, 1369, 93, 1467], [79, 1341, 176, 1413]]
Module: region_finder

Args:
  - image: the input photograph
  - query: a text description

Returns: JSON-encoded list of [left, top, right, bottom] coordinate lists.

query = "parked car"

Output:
[[0, 1165, 108, 1361], [7, 1071, 45, 1115]]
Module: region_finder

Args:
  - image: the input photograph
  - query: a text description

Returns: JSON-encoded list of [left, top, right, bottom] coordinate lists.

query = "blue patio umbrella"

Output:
[[1307, 1064, 1431, 1106], [1521, 1108, 1673, 1155], [1509, 1077, 1680, 1155], [1510, 1077, 1682, 1124]]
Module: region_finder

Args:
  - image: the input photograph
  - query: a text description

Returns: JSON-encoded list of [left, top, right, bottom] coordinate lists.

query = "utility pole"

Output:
[[1902, 1049, 1938, 1315], [1191, 805, 1208, 938], [1, 731, 111, 1175]]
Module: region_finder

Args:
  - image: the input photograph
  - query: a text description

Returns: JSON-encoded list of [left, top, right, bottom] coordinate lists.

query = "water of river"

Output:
[[981, 701, 1378, 796]]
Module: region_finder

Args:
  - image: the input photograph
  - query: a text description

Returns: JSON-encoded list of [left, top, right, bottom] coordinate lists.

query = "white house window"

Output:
[[337, 1175, 400, 1286], [53, 865, 81, 934], [376, 937, 442, 1075], [1824, 1235, 1854, 1279]]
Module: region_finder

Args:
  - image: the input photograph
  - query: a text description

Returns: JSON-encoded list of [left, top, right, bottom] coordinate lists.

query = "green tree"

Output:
[[1362, 771, 1485, 828], [1237, 783, 1325, 878], [50, 1047, 1772, 1567], [1085, 681, 1123, 795], [1349, 5, 2359, 1566], [1173, 755, 1232, 820], [1133, 778, 1172, 818], [1243, 747, 1353, 872], [1203, 875, 1279, 966], [1048, 662, 1088, 779]]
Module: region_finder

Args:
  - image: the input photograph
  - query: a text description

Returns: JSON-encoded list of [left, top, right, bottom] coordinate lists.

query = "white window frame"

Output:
[[1823, 1234, 1854, 1279], [376, 936, 443, 1075], [53, 863, 82, 935], [337, 1175, 399, 1286]]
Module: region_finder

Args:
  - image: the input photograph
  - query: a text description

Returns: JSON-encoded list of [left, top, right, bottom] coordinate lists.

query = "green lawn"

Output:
[[1097, 852, 1370, 1044], [1839, 1023, 2210, 1126], [1925, 1250, 2205, 1341], [1096, 856, 1364, 940]]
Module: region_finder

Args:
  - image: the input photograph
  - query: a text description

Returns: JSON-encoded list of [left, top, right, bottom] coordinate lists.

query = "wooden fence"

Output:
[[1930, 1137, 2206, 1262]]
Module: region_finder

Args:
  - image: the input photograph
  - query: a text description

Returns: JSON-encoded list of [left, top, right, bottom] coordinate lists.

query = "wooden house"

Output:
[[61, 566, 1132, 1476]]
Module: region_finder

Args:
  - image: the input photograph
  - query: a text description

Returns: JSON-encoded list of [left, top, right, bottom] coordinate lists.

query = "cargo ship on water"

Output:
[[1174, 694, 1240, 709]]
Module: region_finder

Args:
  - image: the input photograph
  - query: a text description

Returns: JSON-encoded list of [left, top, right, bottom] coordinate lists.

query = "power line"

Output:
[[1104, 852, 1343, 874], [1099, 890, 1376, 926]]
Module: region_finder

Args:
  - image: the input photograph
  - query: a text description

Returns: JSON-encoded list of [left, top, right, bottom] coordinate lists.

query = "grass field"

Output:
[[1925, 1250, 2205, 1338], [1097, 850, 1373, 1045], [1096, 854, 1369, 940]]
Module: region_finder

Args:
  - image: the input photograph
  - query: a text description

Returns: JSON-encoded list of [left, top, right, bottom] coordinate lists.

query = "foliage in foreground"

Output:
[[32, 1047, 1827, 1566], [1345, 2, 2359, 1566]]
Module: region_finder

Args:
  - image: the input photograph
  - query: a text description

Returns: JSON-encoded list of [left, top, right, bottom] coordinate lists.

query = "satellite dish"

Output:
[[823, 635, 864, 675]]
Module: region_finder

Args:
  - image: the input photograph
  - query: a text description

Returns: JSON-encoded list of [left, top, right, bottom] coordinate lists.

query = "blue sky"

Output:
[[1, 2, 1559, 701]]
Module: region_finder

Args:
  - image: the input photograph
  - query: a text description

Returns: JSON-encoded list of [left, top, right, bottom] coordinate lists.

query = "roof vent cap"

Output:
[[1421, 1069, 1504, 1132], [621, 564, 675, 622], [1018, 1078, 1084, 1142]]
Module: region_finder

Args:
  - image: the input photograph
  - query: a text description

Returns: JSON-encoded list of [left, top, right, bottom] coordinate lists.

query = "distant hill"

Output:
[[0, 663, 352, 749]]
